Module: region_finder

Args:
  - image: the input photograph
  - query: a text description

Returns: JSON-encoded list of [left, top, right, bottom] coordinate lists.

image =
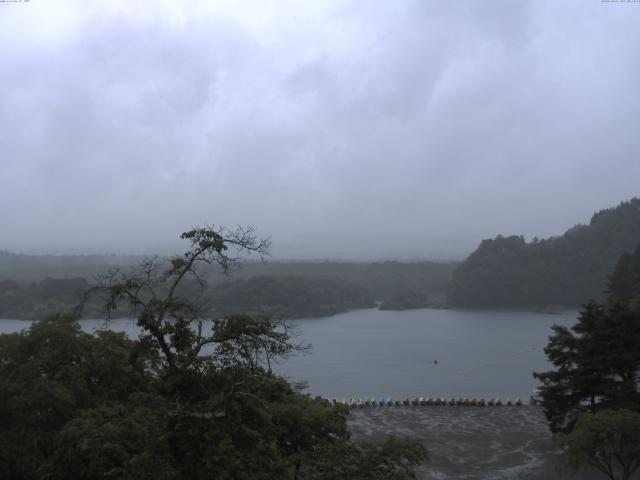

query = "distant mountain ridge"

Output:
[[0, 252, 456, 319], [0, 250, 141, 281], [448, 198, 640, 307]]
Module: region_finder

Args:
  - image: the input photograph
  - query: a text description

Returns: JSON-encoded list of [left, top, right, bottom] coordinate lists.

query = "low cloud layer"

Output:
[[1, 0, 639, 259]]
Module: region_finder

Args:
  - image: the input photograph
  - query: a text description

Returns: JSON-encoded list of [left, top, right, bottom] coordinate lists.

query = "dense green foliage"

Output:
[[0, 227, 428, 479], [534, 244, 640, 434], [533, 302, 640, 432], [449, 198, 640, 307], [0, 265, 456, 321], [607, 243, 640, 309], [536, 244, 640, 479], [556, 409, 640, 480], [2, 314, 416, 479], [0, 278, 92, 319], [209, 275, 374, 318], [0, 251, 456, 303], [0, 275, 373, 320], [378, 290, 430, 311]]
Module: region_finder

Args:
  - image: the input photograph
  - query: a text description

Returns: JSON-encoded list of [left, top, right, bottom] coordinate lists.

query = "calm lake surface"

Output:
[[278, 308, 577, 401], [0, 308, 577, 401]]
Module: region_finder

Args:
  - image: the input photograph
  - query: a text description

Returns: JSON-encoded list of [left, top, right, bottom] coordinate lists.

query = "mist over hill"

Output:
[[3, 197, 640, 316], [448, 198, 640, 308], [0, 252, 456, 319]]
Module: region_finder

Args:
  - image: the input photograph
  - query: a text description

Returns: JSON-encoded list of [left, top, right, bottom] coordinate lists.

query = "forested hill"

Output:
[[0, 252, 456, 303], [448, 198, 640, 308], [608, 243, 640, 309], [0, 255, 456, 319]]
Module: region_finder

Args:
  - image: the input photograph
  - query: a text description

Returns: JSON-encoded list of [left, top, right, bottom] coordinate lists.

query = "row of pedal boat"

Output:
[[326, 397, 524, 407]]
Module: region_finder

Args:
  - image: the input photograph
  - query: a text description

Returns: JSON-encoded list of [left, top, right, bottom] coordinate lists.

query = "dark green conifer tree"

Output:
[[534, 244, 640, 433]]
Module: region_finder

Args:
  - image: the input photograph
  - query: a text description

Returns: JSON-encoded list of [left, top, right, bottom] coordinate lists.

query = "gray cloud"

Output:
[[1, 0, 639, 259]]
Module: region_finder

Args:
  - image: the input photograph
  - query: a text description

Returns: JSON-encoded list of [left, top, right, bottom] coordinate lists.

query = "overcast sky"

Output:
[[1, 0, 639, 260]]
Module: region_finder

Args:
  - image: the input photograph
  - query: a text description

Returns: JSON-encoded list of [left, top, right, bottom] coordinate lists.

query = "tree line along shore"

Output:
[[1, 197, 639, 320]]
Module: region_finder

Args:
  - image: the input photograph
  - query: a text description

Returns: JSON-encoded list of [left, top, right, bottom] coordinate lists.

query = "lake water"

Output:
[[0, 308, 577, 401], [278, 308, 577, 401]]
